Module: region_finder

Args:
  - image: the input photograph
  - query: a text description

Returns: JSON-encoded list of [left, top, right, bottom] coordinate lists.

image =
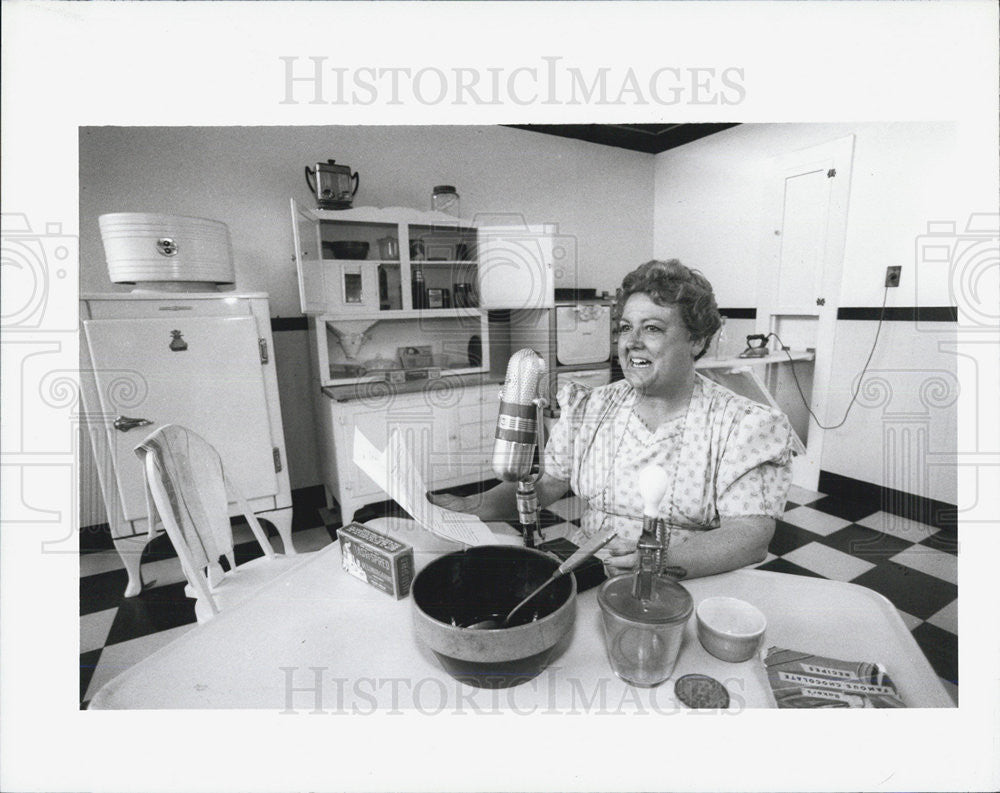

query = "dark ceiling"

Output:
[[505, 123, 740, 154]]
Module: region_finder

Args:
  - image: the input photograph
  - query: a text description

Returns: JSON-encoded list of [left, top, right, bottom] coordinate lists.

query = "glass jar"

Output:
[[431, 185, 460, 217], [597, 573, 693, 687]]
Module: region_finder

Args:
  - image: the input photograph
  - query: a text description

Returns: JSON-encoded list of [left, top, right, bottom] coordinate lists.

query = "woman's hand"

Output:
[[426, 491, 476, 515], [603, 536, 637, 576]]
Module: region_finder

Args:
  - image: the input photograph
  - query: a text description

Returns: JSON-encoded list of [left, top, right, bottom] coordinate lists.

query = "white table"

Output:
[[89, 518, 952, 711]]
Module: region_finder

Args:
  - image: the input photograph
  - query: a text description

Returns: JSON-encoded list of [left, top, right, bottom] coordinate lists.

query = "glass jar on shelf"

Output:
[[431, 185, 460, 217]]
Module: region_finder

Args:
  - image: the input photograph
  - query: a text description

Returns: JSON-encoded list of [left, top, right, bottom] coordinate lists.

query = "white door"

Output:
[[775, 169, 831, 314], [757, 135, 855, 490], [84, 316, 278, 522], [478, 224, 556, 309]]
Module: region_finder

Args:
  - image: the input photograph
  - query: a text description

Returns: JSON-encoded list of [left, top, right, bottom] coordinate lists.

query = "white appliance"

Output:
[[80, 291, 294, 598], [554, 303, 611, 365], [550, 300, 613, 401]]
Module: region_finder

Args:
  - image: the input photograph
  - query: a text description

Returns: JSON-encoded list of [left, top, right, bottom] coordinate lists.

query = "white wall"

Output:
[[79, 126, 654, 309], [652, 122, 977, 503], [652, 122, 979, 308], [822, 321, 957, 502], [79, 125, 654, 525]]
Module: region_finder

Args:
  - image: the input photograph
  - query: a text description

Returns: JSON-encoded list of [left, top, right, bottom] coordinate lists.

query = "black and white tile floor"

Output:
[[80, 483, 958, 708]]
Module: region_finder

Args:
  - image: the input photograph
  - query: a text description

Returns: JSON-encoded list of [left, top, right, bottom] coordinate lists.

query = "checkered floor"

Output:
[[80, 483, 959, 708]]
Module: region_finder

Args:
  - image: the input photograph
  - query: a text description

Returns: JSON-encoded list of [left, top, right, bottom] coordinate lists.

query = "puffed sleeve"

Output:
[[543, 381, 593, 483], [715, 405, 795, 518]]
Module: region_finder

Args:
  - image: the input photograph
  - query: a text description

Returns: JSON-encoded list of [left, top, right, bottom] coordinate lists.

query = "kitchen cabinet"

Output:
[[290, 202, 556, 520], [79, 293, 294, 597], [476, 224, 557, 310], [291, 201, 493, 388], [317, 382, 496, 523]]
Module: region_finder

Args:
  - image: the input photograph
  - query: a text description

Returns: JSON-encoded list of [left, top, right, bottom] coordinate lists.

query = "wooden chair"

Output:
[[135, 424, 308, 623]]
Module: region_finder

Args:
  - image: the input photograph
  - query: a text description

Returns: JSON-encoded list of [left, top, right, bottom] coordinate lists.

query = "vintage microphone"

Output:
[[492, 348, 548, 547]]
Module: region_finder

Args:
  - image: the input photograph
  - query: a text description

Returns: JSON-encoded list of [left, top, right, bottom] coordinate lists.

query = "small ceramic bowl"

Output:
[[695, 596, 767, 663]]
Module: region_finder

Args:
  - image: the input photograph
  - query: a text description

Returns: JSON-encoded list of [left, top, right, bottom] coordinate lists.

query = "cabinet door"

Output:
[[345, 393, 449, 499], [453, 386, 495, 478], [83, 316, 278, 522], [290, 198, 327, 314], [477, 225, 556, 309]]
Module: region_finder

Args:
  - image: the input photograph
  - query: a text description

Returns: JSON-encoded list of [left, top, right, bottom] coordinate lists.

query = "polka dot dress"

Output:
[[543, 375, 795, 549]]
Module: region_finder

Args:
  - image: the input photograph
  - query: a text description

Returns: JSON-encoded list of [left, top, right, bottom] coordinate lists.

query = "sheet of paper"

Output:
[[352, 426, 504, 547]]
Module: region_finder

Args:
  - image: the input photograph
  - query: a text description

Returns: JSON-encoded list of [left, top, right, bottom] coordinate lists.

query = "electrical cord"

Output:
[[767, 286, 889, 431]]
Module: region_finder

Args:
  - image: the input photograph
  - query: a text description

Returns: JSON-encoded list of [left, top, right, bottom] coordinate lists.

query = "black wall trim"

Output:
[[271, 316, 309, 332], [818, 471, 956, 533], [271, 307, 956, 329], [718, 308, 756, 320], [837, 306, 958, 322]]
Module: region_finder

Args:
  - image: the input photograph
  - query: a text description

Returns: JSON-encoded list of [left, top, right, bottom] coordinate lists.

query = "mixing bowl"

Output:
[[411, 545, 576, 688], [695, 596, 767, 663]]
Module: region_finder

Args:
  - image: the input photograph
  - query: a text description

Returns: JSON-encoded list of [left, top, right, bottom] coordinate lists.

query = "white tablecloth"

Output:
[[89, 518, 951, 711]]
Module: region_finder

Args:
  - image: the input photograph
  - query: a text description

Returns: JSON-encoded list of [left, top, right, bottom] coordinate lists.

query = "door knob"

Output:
[[114, 416, 154, 433]]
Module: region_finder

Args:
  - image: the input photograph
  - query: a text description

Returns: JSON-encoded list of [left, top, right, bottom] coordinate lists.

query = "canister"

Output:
[[431, 185, 460, 217]]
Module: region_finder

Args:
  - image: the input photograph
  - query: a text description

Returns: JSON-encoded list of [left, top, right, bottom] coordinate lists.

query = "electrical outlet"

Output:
[[885, 266, 901, 287]]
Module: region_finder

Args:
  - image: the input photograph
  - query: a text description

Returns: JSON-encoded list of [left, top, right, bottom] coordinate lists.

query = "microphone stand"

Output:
[[515, 396, 548, 548]]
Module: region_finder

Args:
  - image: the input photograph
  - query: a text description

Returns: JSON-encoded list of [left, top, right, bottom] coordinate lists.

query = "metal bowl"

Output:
[[411, 545, 576, 688], [323, 240, 370, 260]]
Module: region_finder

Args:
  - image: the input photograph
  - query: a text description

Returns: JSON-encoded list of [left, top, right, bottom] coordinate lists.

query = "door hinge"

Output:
[[827, 168, 836, 178], [259, 338, 269, 364], [273, 447, 283, 473]]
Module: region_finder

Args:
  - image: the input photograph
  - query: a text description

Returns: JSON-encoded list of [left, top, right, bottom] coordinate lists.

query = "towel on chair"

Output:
[[134, 425, 233, 573]]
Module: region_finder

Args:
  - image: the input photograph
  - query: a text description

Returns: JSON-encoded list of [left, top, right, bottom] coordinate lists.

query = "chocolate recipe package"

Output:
[[763, 646, 906, 708]]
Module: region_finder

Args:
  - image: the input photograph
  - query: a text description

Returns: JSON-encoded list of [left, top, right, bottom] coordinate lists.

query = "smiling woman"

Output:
[[430, 259, 795, 581]]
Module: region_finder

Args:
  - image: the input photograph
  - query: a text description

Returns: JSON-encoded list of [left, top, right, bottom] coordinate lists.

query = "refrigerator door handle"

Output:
[[114, 416, 154, 433]]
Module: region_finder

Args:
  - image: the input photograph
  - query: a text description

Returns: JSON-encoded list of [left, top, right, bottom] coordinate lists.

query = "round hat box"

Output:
[[99, 213, 235, 291]]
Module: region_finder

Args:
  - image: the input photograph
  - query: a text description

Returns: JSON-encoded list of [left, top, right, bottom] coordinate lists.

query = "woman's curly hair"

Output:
[[614, 259, 723, 360]]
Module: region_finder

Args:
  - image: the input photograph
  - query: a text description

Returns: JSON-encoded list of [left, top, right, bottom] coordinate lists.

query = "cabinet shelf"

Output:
[[321, 257, 401, 266], [324, 365, 488, 388], [317, 307, 483, 322]]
